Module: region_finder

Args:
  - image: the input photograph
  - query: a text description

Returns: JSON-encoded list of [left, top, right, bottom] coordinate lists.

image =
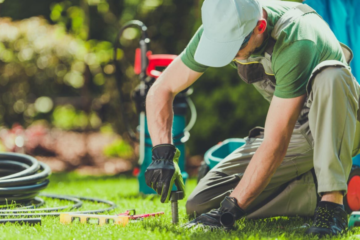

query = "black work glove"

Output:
[[183, 196, 245, 230], [145, 144, 185, 203]]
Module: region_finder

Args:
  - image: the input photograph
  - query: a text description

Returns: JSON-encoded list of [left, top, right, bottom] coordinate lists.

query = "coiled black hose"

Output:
[[0, 153, 51, 204], [0, 153, 117, 217]]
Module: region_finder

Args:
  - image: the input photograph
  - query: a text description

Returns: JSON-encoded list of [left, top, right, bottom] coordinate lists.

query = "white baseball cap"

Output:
[[194, 0, 262, 67]]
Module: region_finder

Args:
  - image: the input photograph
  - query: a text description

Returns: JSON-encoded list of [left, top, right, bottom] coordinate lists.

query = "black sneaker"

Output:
[[305, 201, 348, 237]]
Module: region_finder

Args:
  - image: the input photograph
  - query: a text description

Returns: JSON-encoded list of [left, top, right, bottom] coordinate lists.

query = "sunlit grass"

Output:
[[0, 173, 359, 240]]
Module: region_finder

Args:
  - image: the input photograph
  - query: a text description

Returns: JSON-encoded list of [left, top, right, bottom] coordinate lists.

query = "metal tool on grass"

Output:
[[60, 213, 129, 226], [170, 191, 184, 224], [117, 209, 164, 220], [60, 209, 164, 226]]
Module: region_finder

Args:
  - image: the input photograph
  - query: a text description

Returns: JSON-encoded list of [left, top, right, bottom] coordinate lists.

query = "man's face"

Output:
[[234, 17, 267, 60], [235, 32, 263, 60]]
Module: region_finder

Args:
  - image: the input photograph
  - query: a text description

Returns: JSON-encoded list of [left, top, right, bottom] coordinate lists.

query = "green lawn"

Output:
[[1, 173, 360, 240]]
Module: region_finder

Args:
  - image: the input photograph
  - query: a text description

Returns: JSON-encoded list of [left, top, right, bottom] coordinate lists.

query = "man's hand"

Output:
[[145, 144, 185, 203], [183, 196, 245, 230]]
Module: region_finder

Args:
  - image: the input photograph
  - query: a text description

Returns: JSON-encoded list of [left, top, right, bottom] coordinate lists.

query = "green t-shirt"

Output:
[[180, 2, 347, 98]]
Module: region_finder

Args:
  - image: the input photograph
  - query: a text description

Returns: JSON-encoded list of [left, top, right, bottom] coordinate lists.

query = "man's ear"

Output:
[[256, 19, 267, 34]]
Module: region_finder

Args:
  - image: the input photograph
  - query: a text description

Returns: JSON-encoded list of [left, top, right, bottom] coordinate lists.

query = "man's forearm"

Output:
[[144, 57, 203, 146], [229, 139, 288, 209], [146, 85, 174, 145], [144, 57, 202, 146]]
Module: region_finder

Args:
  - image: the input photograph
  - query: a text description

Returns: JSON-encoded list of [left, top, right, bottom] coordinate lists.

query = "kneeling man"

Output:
[[144, 0, 360, 237]]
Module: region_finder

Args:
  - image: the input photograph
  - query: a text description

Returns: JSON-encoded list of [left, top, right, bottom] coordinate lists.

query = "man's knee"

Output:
[[186, 193, 209, 217], [312, 66, 350, 95], [185, 171, 240, 217], [311, 66, 359, 114]]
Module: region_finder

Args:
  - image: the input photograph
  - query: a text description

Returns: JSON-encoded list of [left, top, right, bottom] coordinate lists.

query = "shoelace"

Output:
[[206, 209, 222, 218], [313, 207, 333, 228]]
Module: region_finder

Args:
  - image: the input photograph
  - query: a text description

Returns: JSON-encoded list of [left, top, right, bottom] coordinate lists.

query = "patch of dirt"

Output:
[[0, 125, 134, 175]]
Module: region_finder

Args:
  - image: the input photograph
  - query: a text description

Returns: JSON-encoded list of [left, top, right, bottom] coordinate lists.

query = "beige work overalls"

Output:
[[186, 4, 360, 218]]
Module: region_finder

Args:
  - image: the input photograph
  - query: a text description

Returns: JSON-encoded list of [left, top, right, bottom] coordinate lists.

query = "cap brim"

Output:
[[194, 33, 244, 68]]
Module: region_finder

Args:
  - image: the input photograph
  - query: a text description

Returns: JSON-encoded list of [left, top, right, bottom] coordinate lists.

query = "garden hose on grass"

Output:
[[0, 153, 50, 204], [0, 153, 117, 219]]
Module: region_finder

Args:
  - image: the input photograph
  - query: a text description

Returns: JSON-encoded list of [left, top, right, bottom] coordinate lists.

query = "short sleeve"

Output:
[[273, 40, 320, 98], [180, 26, 209, 73]]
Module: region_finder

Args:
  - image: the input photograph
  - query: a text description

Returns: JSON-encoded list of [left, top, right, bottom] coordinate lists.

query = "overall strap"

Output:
[[271, 4, 316, 40]]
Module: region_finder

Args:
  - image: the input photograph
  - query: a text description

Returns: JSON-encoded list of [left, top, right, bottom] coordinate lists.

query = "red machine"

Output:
[[134, 48, 176, 78]]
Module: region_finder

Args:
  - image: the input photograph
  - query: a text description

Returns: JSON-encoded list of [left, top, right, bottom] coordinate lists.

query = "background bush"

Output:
[[0, 0, 301, 155]]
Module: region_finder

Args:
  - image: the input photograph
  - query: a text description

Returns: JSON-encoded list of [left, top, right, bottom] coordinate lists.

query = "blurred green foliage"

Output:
[[0, 0, 302, 155], [0, 16, 119, 131], [52, 105, 101, 130], [103, 139, 134, 159]]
